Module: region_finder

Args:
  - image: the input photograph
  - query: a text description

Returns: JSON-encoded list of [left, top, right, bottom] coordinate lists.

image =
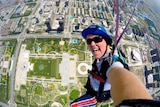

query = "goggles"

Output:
[[86, 36, 103, 45]]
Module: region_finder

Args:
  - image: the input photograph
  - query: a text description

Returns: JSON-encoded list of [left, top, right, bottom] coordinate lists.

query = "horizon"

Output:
[[144, 0, 160, 16]]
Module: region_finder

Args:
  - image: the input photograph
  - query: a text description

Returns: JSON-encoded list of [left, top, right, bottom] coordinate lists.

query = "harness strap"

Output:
[[97, 58, 110, 102], [97, 82, 106, 102], [88, 58, 110, 102], [90, 72, 105, 83]]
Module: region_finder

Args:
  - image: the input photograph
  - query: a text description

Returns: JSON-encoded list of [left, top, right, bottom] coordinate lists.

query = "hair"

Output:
[[104, 38, 112, 46]]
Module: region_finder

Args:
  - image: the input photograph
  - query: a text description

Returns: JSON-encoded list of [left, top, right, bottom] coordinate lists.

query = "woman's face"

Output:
[[86, 34, 108, 59]]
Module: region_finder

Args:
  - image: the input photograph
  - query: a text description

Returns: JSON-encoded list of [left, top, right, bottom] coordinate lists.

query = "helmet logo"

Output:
[[98, 27, 102, 30], [89, 25, 97, 28]]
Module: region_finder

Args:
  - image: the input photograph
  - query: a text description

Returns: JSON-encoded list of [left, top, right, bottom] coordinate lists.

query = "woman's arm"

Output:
[[108, 67, 153, 106]]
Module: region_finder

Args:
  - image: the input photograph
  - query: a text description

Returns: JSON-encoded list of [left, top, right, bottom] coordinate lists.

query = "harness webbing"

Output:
[[98, 58, 110, 102], [90, 58, 110, 83], [89, 58, 110, 102], [88, 53, 129, 102], [90, 72, 105, 83]]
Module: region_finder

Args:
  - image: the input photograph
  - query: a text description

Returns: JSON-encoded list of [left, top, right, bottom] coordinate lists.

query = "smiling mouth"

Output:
[[92, 47, 100, 52]]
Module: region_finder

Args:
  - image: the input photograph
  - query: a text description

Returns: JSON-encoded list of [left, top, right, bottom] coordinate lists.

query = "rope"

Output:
[[112, 0, 135, 63]]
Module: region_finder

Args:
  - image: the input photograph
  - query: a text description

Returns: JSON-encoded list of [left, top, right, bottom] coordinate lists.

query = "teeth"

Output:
[[93, 47, 99, 51]]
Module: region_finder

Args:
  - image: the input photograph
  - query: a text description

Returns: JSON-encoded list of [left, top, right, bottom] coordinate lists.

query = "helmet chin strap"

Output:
[[101, 45, 111, 58]]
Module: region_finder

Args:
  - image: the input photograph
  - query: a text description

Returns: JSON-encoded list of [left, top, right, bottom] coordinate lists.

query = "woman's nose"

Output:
[[90, 41, 96, 46]]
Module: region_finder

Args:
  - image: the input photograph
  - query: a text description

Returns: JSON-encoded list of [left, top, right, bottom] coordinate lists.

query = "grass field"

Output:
[[28, 58, 61, 79]]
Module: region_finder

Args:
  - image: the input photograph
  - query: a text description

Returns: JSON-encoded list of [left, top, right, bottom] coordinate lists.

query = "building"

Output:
[[145, 65, 160, 89], [150, 49, 160, 63]]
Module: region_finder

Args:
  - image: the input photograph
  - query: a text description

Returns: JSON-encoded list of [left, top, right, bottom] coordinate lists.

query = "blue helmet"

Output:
[[82, 24, 112, 44]]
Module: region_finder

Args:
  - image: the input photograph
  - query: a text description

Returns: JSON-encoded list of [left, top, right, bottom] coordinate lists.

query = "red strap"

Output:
[[91, 72, 105, 83]]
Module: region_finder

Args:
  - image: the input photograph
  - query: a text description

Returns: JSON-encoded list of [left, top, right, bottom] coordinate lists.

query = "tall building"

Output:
[[49, 11, 59, 30], [150, 49, 160, 63]]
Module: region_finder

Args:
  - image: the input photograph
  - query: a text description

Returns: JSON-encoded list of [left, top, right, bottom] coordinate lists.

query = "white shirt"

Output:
[[89, 52, 111, 91]]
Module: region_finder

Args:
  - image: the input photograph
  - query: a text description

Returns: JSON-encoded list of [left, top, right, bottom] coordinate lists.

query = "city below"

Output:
[[0, 0, 160, 107]]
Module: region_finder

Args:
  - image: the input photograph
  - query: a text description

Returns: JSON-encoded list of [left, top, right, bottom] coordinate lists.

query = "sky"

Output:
[[150, 0, 160, 7], [145, 0, 160, 16]]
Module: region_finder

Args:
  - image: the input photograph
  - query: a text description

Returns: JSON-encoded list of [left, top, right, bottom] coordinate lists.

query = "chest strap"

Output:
[[89, 71, 106, 83], [89, 58, 110, 82]]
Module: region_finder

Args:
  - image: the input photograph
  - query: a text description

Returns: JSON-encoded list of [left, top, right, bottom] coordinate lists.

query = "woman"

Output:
[[71, 24, 116, 107]]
